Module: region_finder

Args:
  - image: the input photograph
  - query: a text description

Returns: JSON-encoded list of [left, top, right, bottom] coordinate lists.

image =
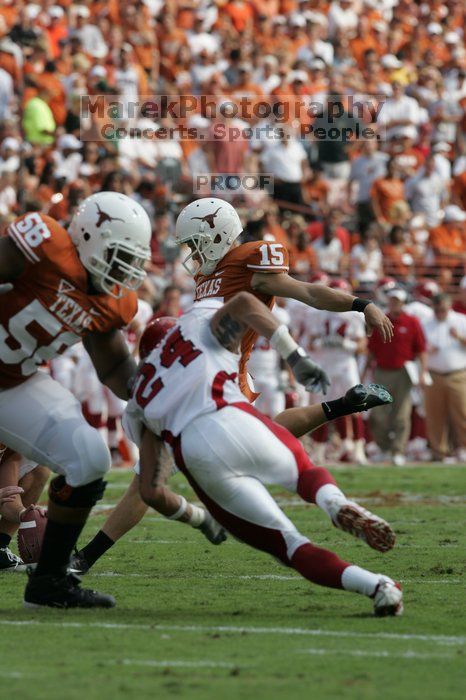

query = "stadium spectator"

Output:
[[381, 225, 417, 281], [312, 218, 347, 275], [287, 216, 318, 279], [370, 159, 407, 229], [432, 142, 452, 183], [0, 66, 13, 121], [350, 225, 383, 287], [349, 139, 388, 234], [303, 168, 330, 212], [312, 79, 362, 180], [261, 129, 308, 206], [0, 137, 20, 175], [22, 87, 56, 145], [366, 288, 427, 466], [423, 293, 466, 462], [151, 284, 183, 320], [429, 205, 466, 275], [388, 128, 425, 182], [405, 153, 448, 227], [377, 81, 424, 141]]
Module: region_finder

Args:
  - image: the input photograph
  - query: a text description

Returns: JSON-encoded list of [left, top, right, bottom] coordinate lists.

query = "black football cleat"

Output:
[[24, 571, 115, 609], [345, 383, 393, 412], [68, 548, 91, 575]]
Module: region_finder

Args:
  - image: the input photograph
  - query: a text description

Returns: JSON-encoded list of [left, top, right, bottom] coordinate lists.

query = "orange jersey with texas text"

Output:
[[0, 212, 137, 389], [194, 240, 289, 399]]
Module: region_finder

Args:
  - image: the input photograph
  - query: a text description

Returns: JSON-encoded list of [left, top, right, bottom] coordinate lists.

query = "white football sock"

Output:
[[315, 483, 350, 519], [342, 565, 386, 597], [167, 495, 188, 521], [167, 496, 205, 528], [188, 504, 206, 528]]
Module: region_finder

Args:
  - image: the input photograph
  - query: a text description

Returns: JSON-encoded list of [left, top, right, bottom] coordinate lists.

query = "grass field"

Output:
[[0, 465, 465, 700]]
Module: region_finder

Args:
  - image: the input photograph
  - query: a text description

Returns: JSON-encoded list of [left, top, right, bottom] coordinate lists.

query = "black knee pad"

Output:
[[48, 475, 107, 508]]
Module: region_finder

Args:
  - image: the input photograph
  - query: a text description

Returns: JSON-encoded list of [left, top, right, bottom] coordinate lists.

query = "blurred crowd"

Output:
[[0, 0, 465, 464]]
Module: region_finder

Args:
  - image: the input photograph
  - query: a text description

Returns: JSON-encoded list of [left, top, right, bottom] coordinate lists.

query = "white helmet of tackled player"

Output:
[[175, 198, 243, 275], [69, 192, 151, 298]]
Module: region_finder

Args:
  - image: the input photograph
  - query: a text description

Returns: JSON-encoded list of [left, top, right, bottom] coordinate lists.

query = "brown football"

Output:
[[17, 509, 47, 564]]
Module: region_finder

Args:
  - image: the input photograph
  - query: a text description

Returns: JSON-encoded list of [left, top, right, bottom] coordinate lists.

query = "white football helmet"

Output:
[[69, 192, 151, 298], [175, 198, 243, 275]]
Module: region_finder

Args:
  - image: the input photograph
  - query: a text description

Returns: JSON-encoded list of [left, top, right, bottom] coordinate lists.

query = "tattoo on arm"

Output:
[[214, 313, 244, 351]]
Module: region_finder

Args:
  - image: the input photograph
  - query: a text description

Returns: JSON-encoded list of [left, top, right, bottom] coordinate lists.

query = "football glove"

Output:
[[287, 349, 331, 395]]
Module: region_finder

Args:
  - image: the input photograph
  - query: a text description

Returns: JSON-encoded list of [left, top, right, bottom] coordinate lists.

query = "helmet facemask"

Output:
[[179, 232, 218, 276], [88, 239, 150, 298], [179, 220, 241, 276]]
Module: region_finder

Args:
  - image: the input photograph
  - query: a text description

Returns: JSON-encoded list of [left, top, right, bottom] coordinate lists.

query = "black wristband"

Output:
[[352, 298, 372, 313]]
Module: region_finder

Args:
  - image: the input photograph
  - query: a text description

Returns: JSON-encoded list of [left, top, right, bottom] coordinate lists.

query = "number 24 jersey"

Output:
[[124, 306, 245, 442]]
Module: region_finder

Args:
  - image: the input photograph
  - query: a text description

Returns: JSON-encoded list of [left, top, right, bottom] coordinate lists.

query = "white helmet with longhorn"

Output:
[[69, 192, 151, 298], [175, 198, 243, 275]]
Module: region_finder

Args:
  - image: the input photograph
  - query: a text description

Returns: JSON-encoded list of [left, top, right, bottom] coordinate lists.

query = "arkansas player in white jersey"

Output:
[[300, 279, 368, 463], [124, 292, 403, 617], [70, 198, 395, 575], [248, 304, 290, 416], [0, 191, 158, 608]]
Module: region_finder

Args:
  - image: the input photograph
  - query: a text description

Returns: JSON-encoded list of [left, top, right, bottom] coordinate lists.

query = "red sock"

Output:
[[291, 542, 349, 588], [312, 424, 328, 443], [364, 419, 373, 443], [107, 416, 118, 433], [352, 414, 364, 440], [297, 467, 337, 503], [410, 409, 427, 440], [335, 416, 349, 439], [82, 403, 102, 429]]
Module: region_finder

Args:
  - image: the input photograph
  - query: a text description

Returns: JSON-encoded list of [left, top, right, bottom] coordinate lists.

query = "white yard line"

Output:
[[0, 671, 25, 679], [129, 539, 187, 544], [0, 620, 463, 646], [299, 648, 456, 660]]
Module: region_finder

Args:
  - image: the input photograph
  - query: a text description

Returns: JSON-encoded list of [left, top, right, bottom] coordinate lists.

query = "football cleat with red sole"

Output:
[[17, 508, 47, 564], [332, 502, 396, 553], [373, 578, 404, 617]]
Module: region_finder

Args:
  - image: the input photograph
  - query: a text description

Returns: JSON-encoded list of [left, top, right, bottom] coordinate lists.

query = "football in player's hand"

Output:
[[17, 508, 47, 564]]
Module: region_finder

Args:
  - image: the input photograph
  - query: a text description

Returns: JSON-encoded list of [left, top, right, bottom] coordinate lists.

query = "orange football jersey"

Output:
[[194, 240, 289, 400], [0, 212, 137, 389]]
